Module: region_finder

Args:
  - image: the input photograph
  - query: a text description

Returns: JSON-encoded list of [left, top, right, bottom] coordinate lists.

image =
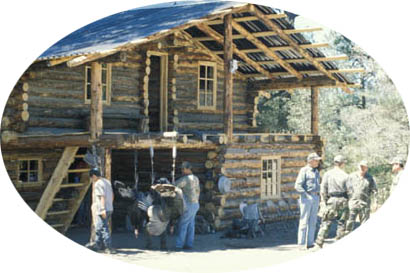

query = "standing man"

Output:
[[295, 152, 321, 250], [175, 161, 200, 251], [390, 157, 404, 193], [87, 168, 115, 254], [315, 155, 349, 248], [345, 160, 377, 234]]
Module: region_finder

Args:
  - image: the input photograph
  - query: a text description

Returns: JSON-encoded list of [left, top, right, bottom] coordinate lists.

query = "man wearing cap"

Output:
[[174, 161, 200, 251], [345, 160, 377, 234], [295, 152, 321, 250], [315, 155, 349, 248], [390, 157, 404, 193], [86, 168, 115, 254]]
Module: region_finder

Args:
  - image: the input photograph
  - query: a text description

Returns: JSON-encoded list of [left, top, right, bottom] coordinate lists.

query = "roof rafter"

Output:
[[206, 13, 287, 25], [194, 27, 322, 41], [250, 4, 354, 93], [211, 43, 329, 54], [195, 23, 273, 79], [239, 55, 348, 66], [231, 20, 303, 79]]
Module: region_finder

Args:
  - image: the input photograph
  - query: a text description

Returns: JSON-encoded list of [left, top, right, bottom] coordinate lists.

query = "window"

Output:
[[18, 159, 42, 184], [260, 157, 281, 199], [198, 62, 217, 109], [85, 63, 111, 104]]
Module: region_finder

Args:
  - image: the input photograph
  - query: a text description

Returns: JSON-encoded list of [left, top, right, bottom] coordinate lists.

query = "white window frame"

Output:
[[260, 156, 281, 199], [84, 63, 112, 105], [17, 158, 43, 185], [197, 61, 217, 110]]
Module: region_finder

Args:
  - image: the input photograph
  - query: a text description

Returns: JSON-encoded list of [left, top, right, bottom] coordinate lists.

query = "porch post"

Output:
[[311, 87, 319, 135], [90, 62, 103, 140], [224, 13, 233, 143]]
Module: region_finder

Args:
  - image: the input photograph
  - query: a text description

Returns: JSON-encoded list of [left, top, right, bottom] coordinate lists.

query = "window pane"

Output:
[[199, 92, 205, 106], [200, 65, 206, 78], [20, 160, 28, 171], [207, 66, 214, 78], [206, 92, 213, 106], [268, 160, 272, 170], [207, 80, 213, 92], [102, 85, 107, 101], [19, 172, 28, 183], [87, 67, 91, 84], [263, 160, 267, 171], [86, 84, 91, 100], [29, 160, 38, 170], [199, 79, 205, 91], [29, 172, 38, 182], [102, 68, 107, 84]]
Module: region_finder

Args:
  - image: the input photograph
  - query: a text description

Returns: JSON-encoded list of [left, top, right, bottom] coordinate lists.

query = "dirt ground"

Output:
[[66, 220, 335, 273]]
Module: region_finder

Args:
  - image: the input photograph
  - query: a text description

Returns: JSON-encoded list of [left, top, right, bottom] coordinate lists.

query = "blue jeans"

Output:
[[95, 211, 112, 250], [298, 193, 319, 247], [176, 202, 199, 249]]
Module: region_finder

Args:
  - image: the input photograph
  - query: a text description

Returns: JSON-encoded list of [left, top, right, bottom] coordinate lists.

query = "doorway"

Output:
[[148, 52, 168, 132]]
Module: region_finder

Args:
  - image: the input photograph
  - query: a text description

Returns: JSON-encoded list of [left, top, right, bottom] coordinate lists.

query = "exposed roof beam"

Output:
[[248, 76, 336, 91], [194, 27, 322, 41], [239, 55, 348, 66], [207, 13, 287, 25], [251, 4, 352, 93], [243, 68, 365, 78], [231, 20, 303, 80], [248, 76, 360, 92], [47, 56, 77, 67], [180, 30, 225, 65], [196, 23, 273, 79], [211, 43, 329, 54]]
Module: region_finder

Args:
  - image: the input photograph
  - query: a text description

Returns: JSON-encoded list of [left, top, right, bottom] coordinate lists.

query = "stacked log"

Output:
[[168, 54, 179, 131], [208, 138, 323, 230], [2, 81, 30, 136]]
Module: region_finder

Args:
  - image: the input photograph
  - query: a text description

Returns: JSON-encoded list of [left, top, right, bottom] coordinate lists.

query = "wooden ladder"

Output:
[[35, 146, 92, 234]]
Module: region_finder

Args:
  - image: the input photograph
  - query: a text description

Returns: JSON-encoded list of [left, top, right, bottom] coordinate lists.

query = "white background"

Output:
[[1, 1, 408, 272]]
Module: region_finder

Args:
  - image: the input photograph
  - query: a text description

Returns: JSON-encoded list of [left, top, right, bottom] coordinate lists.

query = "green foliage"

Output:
[[256, 91, 291, 133], [256, 20, 410, 205]]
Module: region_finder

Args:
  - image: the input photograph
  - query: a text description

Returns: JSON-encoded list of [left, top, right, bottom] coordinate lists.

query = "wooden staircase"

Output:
[[35, 147, 92, 234]]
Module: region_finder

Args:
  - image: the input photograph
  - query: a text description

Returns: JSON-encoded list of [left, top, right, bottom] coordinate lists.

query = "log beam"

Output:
[[311, 87, 319, 135], [90, 62, 103, 140], [224, 14, 234, 144], [247, 76, 336, 91]]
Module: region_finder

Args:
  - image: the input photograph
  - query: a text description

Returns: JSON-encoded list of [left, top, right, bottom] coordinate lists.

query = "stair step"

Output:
[[53, 198, 74, 203], [51, 223, 65, 229], [60, 183, 85, 188], [47, 210, 71, 216]]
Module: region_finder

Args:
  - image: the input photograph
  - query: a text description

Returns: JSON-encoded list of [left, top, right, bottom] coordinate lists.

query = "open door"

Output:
[[148, 52, 168, 132]]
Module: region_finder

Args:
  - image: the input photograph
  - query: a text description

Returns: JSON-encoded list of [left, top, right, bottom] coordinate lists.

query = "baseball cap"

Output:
[[89, 168, 101, 177], [181, 161, 192, 170], [359, 160, 368, 167], [390, 157, 404, 165], [307, 152, 321, 161], [334, 155, 346, 163]]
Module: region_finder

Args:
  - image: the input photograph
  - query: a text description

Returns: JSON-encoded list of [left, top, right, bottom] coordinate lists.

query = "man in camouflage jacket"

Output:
[[345, 160, 377, 234], [315, 155, 349, 248]]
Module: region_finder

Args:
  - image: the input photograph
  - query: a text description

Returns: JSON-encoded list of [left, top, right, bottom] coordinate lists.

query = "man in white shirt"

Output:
[[87, 168, 115, 254]]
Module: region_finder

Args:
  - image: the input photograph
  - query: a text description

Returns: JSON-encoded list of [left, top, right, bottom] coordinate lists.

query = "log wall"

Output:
[[204, 136, 324, 230], [3, 53, 144, 135], [1, 148, 88, 210], [171, 45, 252, 133]]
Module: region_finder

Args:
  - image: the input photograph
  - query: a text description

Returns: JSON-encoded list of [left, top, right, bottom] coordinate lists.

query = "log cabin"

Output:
[[0, 1, 362, 233]]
